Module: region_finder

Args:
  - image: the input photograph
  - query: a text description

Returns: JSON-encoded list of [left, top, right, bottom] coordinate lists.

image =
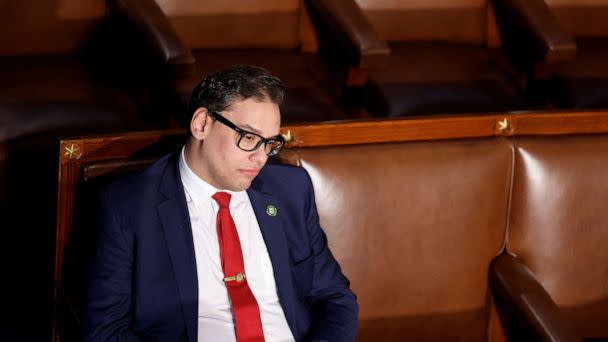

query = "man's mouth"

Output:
[[239, 169, 260, 177]]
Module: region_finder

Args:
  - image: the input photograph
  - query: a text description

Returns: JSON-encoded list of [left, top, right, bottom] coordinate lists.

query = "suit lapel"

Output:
[[158, 154, 198, 342], [247, 181, 298, 336]]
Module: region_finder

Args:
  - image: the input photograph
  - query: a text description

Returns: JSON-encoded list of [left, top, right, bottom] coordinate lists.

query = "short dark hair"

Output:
[[186, 65, 284, 130]]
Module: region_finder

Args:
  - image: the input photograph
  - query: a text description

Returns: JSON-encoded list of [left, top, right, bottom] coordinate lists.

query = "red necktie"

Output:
[[212, 192, 265, 342]]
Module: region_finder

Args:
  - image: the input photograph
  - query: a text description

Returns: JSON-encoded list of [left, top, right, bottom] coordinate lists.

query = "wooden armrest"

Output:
[[490, 253, 581, 342], [109, 0, 195, 66], [493, 0, 576, 68], [307, 0, 389, 69]]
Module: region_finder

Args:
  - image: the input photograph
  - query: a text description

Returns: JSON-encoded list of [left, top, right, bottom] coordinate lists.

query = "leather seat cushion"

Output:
[[297, 139, 513, 340], [509, 136, 608, 339], [545, 38, 608, 108], [367, 42, 523, 117]]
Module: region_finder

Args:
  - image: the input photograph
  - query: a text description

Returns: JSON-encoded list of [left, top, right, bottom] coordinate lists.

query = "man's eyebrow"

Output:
[[241, 124, 263, 135], [242, 124, 262, 135], [241, 124, 281, 139]]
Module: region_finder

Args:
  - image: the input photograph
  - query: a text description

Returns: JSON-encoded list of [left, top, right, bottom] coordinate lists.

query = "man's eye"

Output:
[[243, 134, 257, 142]]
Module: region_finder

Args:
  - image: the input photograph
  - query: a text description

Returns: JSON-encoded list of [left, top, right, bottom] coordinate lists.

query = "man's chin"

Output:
[[227, 179, 253, 192]]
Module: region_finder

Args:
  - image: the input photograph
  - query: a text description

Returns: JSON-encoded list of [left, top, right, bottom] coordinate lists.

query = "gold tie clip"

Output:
[[223, 272, 245, 283]]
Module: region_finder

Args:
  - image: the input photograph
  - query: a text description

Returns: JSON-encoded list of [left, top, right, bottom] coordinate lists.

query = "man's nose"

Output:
[[250, 145, 268, 165]]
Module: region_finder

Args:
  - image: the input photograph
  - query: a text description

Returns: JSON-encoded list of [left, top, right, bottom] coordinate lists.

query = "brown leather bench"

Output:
[[494, 0, 608, 109], [491, 133, 608, 341], [105, 0, 353, 125], [305, 0, 532, 117], [54, 111, 608, 341]]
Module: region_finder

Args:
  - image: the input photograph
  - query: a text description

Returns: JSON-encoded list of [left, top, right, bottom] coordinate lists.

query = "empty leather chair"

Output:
[[494, 0, 608, 109], [306, 0, 529, 117], [106, 0, 351, 126], [491, 136, 608, 341]]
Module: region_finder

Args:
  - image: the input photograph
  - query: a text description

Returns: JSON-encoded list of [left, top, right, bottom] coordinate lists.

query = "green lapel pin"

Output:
[[266, 204, 277, 217]]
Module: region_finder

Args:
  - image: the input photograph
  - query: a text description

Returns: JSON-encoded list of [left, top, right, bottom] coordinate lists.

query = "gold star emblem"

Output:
[[497, 118, 510, 132], [281, 130, 293, 143], [64, 144, 80, 159]]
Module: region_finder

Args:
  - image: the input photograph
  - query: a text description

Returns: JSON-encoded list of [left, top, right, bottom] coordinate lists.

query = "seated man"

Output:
[[84, 65, 359, 341]]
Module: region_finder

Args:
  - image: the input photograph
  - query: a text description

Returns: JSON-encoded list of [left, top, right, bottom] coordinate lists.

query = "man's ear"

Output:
[[190, 107, 211, 141]]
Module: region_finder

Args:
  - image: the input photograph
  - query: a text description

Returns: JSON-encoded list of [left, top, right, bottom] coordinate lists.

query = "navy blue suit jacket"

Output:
[[84, 152, 358, 341]]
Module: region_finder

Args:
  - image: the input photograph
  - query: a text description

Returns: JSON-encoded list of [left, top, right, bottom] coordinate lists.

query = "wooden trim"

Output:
[[53, 159, 80, 342], [282, 115, 497, 147], [508, 111, 608, 135], [280, 111, 608, 148], [58, 128, 185, 164], [58, 110, 608, 163]]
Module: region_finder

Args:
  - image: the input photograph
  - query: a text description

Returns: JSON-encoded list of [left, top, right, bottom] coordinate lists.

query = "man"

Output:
[[84, 65, 358, 341]]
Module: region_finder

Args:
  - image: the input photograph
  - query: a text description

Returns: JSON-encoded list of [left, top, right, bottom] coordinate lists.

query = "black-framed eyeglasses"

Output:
[[209, 111, 285, 157]]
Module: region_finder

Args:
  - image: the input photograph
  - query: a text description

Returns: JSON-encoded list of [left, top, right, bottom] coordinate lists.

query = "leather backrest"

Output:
[[0, 0, 310, 55], [354, 0, 488, 44], [155, 0, 302, 49], [546, 0, 608, 38], [0, 0, 105, 56], [508, 135, 608, 339], [294, 138, 512, 341]]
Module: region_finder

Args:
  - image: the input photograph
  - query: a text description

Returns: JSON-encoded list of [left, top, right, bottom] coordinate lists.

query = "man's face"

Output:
[[197, 97, 281, 191]]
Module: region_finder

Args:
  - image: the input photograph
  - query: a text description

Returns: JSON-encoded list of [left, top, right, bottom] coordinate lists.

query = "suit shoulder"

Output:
[[259, 163, 311, 185], [261, 162, 309, 178], [253, 163, 314, 202], [98, 152, 177, 206]]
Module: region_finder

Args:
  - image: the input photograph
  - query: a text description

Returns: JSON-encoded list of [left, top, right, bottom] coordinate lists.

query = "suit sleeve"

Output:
[[302, 172, 359, 342], [83, 191, 153, 341]]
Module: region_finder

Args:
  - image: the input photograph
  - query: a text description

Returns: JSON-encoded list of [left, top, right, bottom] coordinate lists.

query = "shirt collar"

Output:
[[178, 146, 248, 208]]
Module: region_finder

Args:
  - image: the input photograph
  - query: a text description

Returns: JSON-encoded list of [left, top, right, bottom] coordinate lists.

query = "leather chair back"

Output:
[[294, 138, 512, 341], [354, 0, 488, 44], [0, 0, 106, 55], [155, 0, 303, 49], [508, 135, 608, 339]]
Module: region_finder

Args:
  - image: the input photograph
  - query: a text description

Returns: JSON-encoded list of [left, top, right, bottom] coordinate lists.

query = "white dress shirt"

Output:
[[179, 148, 295, 342]]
